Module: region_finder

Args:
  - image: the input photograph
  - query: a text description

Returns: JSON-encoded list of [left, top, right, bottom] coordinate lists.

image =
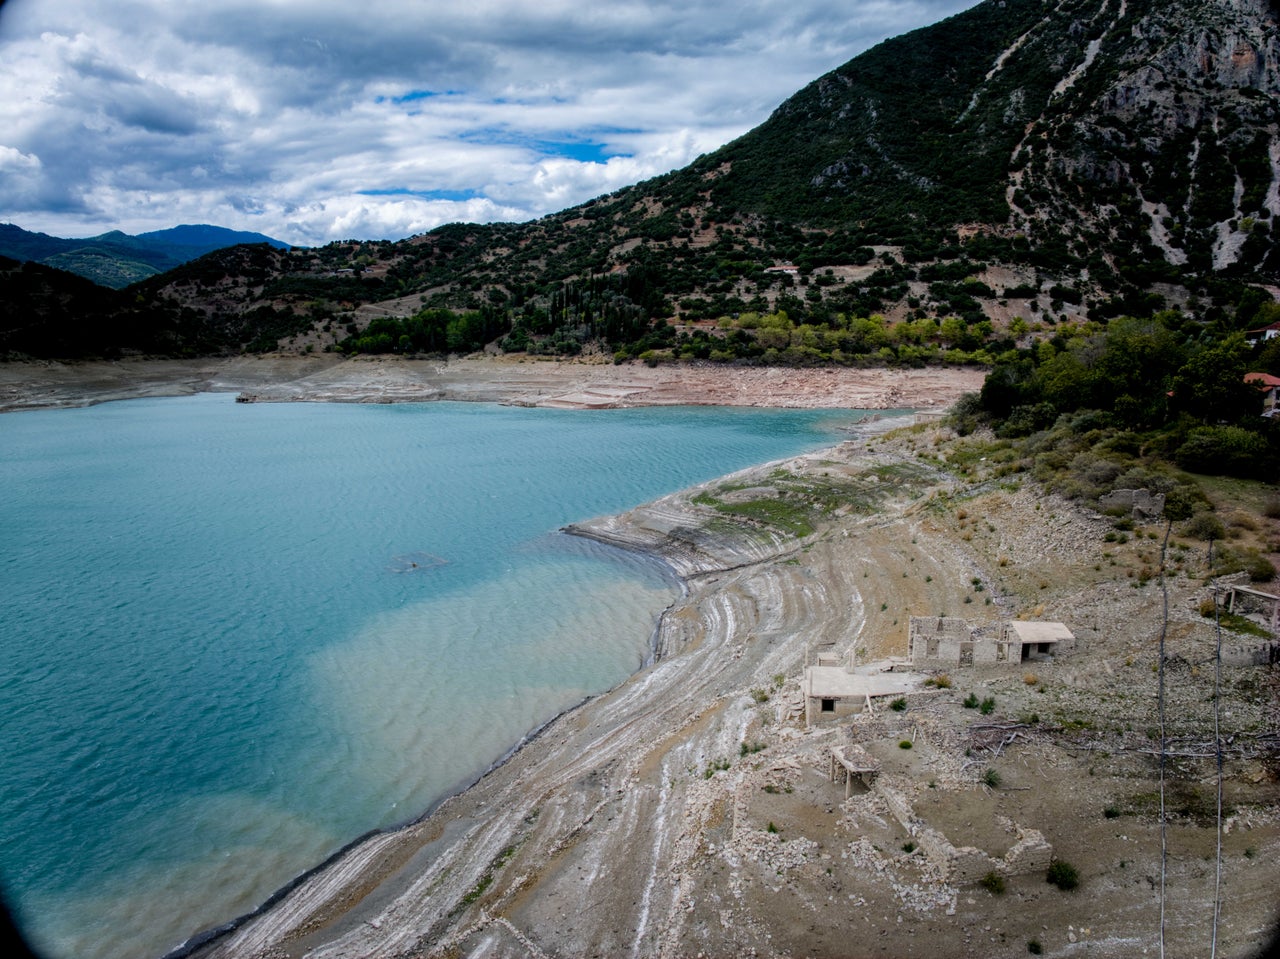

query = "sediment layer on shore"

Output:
[[0, 355, 985, 413]]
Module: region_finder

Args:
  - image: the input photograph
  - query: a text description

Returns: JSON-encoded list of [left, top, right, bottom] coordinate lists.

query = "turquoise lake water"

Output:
[[0, 394, 896, 959]]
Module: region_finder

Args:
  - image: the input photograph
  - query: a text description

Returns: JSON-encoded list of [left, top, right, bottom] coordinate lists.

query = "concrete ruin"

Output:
[[1224, 583, 1280, 635], [801, 657, 923, 726], [1206, 578, 1280, 665], [1099, 488, 1166, 520], [828, 744, 880, 799], [880, 784, 1054, 883], [907, 616, 1074, 668]]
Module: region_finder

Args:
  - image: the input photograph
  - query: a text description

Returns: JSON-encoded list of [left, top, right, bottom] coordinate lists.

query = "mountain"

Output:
[[0, 223, 291, 290], [4, 0, 1278, 360]]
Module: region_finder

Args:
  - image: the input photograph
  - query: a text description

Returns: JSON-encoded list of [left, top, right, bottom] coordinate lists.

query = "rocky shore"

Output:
[[177, 416, 1279, 959]]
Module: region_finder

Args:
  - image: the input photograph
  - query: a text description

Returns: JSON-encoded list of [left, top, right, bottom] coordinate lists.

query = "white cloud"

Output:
[[0, 0, 977, 245]]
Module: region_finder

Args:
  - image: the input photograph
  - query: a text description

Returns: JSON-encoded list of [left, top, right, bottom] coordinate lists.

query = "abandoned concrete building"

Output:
[[800, 656, 923, 727], [800, 617, 1075, 725], [908, 616, 1075, 668]]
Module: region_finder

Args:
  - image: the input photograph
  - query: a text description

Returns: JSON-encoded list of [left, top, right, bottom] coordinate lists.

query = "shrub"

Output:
[[1028, 939, 1043, 955], [1104, 804, 1121, 819], [1182, 511, 1226, 542], [1244, 551, 1277, 583], [899, 740, 913, 750], [890, 697, 907, 711], [979, 696, 996, 715], [1176, 425, 1273, 479], [982, 768, 1002, 788], [902, 841, 917, 853], [1046, 858, 1080, 890], [980, 871, 1006, 894], [963, 692, 979, 708]]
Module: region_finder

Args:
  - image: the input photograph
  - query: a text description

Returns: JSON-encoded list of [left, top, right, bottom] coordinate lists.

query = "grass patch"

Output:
[[459, 844, 518, 907], [1198, 603, 1273, 638], [705, 497, 815, 537], [703, 758, 731, 779]]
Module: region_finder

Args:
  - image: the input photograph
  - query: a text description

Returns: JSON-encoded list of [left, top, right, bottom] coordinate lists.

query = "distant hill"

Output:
[[0, 223, 291, 289], [3, 0, 1278, 360]]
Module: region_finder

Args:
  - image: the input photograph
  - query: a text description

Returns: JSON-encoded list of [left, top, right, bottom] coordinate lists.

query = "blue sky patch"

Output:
[[393, 89, 456, 103], [458, 127, 639, 164]]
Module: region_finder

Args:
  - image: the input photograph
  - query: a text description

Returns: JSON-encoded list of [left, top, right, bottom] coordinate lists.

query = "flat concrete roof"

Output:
[[1228, 584, 1280, 602], [1005, 621, 1074, 644], [803, 666, 924, 700]]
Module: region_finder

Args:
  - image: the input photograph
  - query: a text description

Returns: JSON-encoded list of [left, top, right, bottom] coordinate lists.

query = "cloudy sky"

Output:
[[0, 0, 975, 247]]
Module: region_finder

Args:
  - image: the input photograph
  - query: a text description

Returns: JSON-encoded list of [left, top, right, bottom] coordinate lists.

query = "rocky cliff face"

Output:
[[1005, 0, 1280, 276], [698, 0, 1280, 280]]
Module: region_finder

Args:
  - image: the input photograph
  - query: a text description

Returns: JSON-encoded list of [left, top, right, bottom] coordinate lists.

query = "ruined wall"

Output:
[[1221, 641, 1280, 667], [876, 783, 1053, 883], [908, 616, 972, 666], [1003, 828, 1054, 876], [1099, 488, 1165, 520]]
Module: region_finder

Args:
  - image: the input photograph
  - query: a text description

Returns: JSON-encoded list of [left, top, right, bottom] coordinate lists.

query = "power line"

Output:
[[1210, 562, 1224, 958], [1157, 519, 1172, 959]]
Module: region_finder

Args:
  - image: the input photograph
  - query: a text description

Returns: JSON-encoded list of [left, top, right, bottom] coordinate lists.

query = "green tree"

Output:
[[1172, 333, 1257, 422]]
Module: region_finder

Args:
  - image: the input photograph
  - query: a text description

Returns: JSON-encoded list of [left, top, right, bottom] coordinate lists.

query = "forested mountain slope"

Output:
[[4, 0, 1278, 360]]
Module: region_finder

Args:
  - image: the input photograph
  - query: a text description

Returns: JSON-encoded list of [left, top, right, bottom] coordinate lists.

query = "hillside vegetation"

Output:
[[2, 0, 1278, 384]]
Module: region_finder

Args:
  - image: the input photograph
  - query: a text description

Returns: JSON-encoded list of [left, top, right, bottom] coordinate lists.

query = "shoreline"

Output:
[[168, 422, 894, 958], [0, 354, 986, 414], [169, 451, 793, 958]]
